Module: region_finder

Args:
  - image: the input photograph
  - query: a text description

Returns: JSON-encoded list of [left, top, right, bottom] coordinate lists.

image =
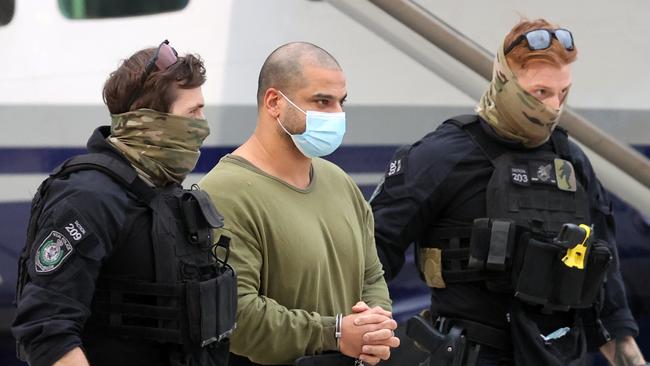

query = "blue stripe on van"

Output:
[[2, 145, 649, 174], [0, 146, 401, 174], [0, 148, 87, 174]]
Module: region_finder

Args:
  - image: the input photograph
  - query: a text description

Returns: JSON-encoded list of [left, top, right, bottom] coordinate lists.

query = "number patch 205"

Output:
[[65, 223, 83, 241], [510, 166, 530, 186]]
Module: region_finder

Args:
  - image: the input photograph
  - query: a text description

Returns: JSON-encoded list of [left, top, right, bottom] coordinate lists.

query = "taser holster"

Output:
[[514, 223, 612, 311]]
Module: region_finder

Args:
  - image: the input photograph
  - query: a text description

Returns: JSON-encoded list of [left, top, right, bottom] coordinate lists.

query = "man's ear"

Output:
[[265, 88, 282, 119]]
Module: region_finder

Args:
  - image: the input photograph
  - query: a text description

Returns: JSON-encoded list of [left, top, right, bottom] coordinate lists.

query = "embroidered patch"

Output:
[[510, 165, 530, 186], [554, 158, 577, 192], [386, 146, 409, 178], [384, 146, 410, 189], [529, 161, 557, 185], [57, 208, 90, 244], [64, 220, 87, 241], [35, 231, 73, 274], [387, 158, 404, 177]]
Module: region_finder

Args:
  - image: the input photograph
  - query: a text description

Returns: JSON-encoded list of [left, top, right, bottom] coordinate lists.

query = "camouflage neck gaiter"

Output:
[[476, 41, 566, 148], [108, 109, 209, 187]]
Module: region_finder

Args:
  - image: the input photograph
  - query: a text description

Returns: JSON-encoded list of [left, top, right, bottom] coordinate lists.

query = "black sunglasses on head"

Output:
[[125, 39, 179, 110], [504, 28, 575, 55]]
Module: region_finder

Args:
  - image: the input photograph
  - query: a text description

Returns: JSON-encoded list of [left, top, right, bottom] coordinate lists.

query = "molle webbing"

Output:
[[89, 278, 186, 344], [422, 222, 514, 284]]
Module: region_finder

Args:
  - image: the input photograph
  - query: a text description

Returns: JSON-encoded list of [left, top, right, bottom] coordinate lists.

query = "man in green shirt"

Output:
[[200, 42, 399, 365]]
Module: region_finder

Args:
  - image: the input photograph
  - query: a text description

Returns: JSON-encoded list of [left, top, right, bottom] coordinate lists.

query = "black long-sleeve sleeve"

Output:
[[567, 142, 639, 345], [370, 122, 486, 280], [12, 170, 128, 366]]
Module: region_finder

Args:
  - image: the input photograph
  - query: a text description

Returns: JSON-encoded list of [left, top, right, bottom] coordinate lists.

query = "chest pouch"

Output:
[[514, 224, 612, 311], [180, 188, 224, 247], [89, 187, 237, 352], [467, 218, 516, 272], [178, 189, 237, 347], [185, 243, 237, 348]]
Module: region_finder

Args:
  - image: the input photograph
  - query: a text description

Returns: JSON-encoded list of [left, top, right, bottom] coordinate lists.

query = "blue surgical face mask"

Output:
[[276, 90, 346, 158]]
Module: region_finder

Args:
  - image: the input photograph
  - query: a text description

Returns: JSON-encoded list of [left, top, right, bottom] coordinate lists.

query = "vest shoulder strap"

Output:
[[444, 114, 504, 162], [549, 127, 590, 190], [443, 114, 480, 128], [549, 126, 572, 160], [53, 153, 156, 204]]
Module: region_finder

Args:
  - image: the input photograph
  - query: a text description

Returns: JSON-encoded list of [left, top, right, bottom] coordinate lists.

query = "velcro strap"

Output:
[[441, 247, 470, 261], [487, 220, 513, 271], [468, 218, 490, 270]]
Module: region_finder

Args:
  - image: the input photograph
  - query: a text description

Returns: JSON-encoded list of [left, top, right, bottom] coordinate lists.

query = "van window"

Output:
[[59, 0, 189, 19], [0, 0, 14, 26]]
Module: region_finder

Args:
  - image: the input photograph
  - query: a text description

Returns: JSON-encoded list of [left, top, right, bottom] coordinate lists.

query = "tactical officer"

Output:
[[370, 19, 646, 365], [12, 40, 236, 366]]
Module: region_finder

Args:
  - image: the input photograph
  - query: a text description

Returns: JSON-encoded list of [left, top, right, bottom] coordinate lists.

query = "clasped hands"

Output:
[[339, 301, 401, 365]]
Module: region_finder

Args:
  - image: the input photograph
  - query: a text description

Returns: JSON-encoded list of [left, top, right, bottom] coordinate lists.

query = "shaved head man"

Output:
[[200, 42, 400, 366], [256, 42, 342, 106]]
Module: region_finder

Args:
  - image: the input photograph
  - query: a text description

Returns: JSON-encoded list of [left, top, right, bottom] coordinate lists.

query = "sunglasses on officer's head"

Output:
[[126, 40, 179, 110], [143, 39, 179, 79], [504, 28, 575, 55]]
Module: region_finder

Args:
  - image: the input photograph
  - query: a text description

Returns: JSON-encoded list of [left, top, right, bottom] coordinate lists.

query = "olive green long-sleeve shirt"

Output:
[[199, 155, 391, 365]]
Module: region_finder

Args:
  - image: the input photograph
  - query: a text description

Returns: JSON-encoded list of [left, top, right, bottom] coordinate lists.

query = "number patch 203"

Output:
[[510, 166, 530, 186]]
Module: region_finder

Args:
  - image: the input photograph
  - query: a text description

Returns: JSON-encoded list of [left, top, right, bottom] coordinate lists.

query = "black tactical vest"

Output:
[[16, 153, 236, 365], [419, 116, 611, 311]]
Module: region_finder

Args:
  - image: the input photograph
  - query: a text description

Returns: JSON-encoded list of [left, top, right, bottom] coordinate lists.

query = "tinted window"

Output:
[[0, 0, 14, 26], [59, 0, 189, 19]]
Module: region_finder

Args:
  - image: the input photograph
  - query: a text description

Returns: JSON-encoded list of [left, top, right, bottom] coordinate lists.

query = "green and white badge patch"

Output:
[[554, 158, 577, 192], [35, 231, 73, 274]]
